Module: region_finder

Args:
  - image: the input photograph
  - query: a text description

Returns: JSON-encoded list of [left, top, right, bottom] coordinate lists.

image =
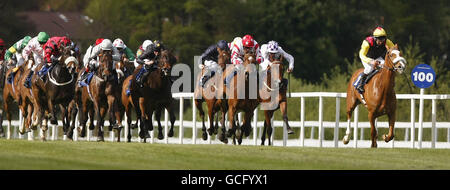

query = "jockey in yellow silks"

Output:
[[356, 27, 395, 93]]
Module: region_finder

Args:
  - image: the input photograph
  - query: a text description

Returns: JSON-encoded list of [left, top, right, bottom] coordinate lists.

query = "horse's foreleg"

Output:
[[369, 112, 378, 148], [47, 99, 57, 125], [344, 96, 358, 145], [167, 103, 176, 138], [137, 97, 149, 142], [227, 107, 236, 138], [384, 112, 395, 143], [155, 108, 164, 140], [195, 100, 207, 141], [207, 103, 215, 136], [217, 109, 228, 144], [280, 100, 293, 134]]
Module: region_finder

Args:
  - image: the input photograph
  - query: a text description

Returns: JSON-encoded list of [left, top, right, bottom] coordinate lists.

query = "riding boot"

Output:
[[136, 68, 148, 88], [6, 71, 15, 84], [224, 70, 237, 86], [24, 70, 34, 89], [356, 73, 368, 93]]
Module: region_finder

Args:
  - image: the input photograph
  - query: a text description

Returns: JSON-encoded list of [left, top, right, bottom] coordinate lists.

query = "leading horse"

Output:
[[344, 44, 406, 148]]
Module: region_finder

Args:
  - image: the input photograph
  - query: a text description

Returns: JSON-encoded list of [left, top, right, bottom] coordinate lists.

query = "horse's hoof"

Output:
[[226, 130, 234, 138], [168, 130, 174, 137], [50, 119, 57, 125], [19, 129, 26, 135], [113, 124, 122, 130], [89, 125, 95, 130], [343, 136, 350, 145], [238, 138, 242, 145], [139, 131, 146, 139], [97, 137, 104, 142], [130, 124, 137, 129], [202, 131, 208, 141], [26, 128, 31, 133], [158, 133, 164, 140], [382, 134, 394, 142], [31, 125, 37, 130], [287, 128, 294, 135], [80, 128, 86, 138], [108, 125, 113, 131], [207, 128, 214, 136]]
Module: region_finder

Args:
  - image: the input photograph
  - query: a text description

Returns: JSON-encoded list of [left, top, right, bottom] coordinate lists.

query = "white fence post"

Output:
[[411, 98, 415, 148], [418, 89, 424, 149], [124, 114, 129, 142], [253, 108, 257, 145], [318, 96, 323, 147], [165, 109, 169, 144], [353, 105, 359, 148], [431, 99, 436, 148], [179, 97, 184, 144], [334, 97, 340, 148], [299, 97, 305, 147], [192, 97, 197, 144]]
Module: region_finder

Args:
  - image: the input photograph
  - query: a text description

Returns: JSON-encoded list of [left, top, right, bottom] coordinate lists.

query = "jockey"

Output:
[[224, 34, 262, 86], [356, 27, 395, 93], [198, 40, 230, 87], [0, 38, 5, 61], [112, 38, 135, 62], [78, 39, 121, 86], [5, 36, 32, 82], [134, 40, 165, 87], [21, 32, 50, 88], [260, 40, 294, 72], [136, 40, 153, 58]]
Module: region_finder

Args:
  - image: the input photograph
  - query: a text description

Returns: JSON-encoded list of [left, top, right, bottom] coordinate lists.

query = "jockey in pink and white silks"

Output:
[[259, 40, 294, 73], [224, 34, 262, 86]]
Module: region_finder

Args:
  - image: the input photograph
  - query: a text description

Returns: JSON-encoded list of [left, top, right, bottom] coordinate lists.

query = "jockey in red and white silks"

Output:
[[224, 34, 262, 86]]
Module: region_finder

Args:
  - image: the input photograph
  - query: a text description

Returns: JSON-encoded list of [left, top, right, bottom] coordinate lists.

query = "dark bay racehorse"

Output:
[[259, 53, 294, 146], [31, 46, 76, 141], [345, 44, 406, 148], [194, 48, 229, 143]]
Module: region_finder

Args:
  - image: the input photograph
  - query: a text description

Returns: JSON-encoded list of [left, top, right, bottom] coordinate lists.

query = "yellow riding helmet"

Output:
[[373, 27, 387, 37]]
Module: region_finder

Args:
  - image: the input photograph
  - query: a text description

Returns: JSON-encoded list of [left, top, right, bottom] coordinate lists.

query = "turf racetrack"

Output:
[[0, 139, 449, 170]]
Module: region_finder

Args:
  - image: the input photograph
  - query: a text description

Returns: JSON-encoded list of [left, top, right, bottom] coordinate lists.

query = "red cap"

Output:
[[242, 35, 254, 47], [95, 38, 104, 46], [0, 38, 4, 46]]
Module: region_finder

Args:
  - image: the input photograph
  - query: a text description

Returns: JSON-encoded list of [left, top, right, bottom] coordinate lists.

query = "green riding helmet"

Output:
[[37, 32, 50, 43], [20, 36, 32, 49]]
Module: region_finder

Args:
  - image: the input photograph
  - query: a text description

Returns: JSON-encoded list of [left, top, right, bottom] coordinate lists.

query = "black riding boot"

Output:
[[24, 70, 34, 89], [356, 73, 368, 93]]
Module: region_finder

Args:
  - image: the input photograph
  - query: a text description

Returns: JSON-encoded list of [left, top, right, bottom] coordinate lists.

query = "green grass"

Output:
[[0, 139, 449, 170]]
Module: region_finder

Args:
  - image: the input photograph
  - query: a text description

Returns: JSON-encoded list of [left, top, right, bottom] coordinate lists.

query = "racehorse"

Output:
[[194, 48, 229, 143], [77, 49, 122, 142], [345, 44, 406, 148], [224, 50, 259, 145], [31, 46, 76, 141], [1, 58, 33, 137], [259, 53, 294, 146]]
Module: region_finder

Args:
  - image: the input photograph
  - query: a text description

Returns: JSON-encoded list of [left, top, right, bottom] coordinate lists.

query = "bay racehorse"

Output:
[[77, 49, 122, 142], [194, 48, 229, 143], [259, 53, 294, 146], [31, 46, 76, 141], [344, 44, 406, 148], [224, 50, 259, 145]]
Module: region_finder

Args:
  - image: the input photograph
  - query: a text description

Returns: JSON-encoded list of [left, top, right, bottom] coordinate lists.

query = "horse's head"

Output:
[[158, 50, 177, 77], [98, 49, 114, 81], [268, 52, 284, 81], [385, 44, 407, 74], [217, 48, 231, 70], [243, 49, 257, 74]]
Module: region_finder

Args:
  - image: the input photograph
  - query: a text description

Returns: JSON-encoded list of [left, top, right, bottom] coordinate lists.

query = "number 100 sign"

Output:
[[411, 64, 436, 89]]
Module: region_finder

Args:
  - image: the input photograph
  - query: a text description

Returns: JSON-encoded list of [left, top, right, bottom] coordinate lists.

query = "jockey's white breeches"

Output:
[[362, 57, 384, 74]]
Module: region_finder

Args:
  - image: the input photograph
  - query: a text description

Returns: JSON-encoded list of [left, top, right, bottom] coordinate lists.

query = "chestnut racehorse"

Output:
[[224, 50, 259, 145], [344, 44, 406, 148], [259, 53, 294, 146], [194, 48, 229, 143]]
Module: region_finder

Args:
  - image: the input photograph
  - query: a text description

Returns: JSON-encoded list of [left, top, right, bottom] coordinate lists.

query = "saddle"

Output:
[[353, 69, 379, 89], [78, 72, 95, 87], [37, 64, 56, 81]]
